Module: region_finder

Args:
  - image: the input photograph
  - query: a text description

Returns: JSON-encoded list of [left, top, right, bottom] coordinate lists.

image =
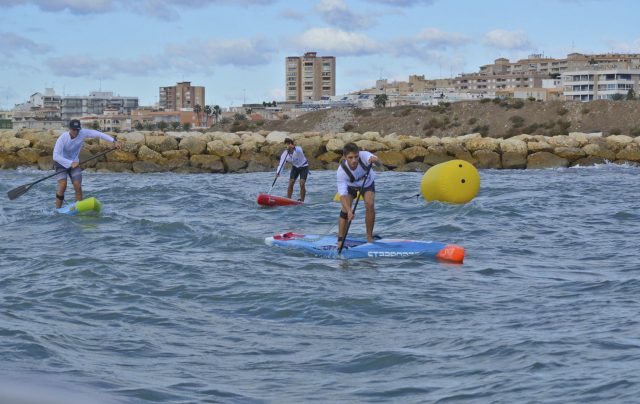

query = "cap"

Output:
[[69, 119, 81, 130]]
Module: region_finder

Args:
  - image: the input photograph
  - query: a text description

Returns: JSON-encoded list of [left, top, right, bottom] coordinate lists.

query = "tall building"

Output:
[[159, 81, 205, 111], [285, 52, 336, 102], [60, 91, 138, 122]]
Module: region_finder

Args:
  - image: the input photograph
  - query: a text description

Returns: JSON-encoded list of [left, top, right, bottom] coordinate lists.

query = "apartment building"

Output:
[[562, 65, 640, 101], [454, 71, 548, 93], [60, 91, 138, 122], [285, 52, 336, 102], [159, 81, 205, 111]]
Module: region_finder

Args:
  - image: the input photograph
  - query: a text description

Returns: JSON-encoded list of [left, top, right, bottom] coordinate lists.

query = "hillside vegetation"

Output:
[[251, 99, 640, 138]]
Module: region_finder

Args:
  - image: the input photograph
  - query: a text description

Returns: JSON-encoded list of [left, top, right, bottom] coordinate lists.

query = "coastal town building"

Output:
[[59, 91, 138, 123], [159, 82, 205, 111], [285, 52, 336, 102], [562, 66, 640, 101], [131, 107, 198, 129]]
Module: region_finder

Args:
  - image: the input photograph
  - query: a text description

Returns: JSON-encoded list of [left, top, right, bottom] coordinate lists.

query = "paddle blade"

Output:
[[7, 184, 31, 200]]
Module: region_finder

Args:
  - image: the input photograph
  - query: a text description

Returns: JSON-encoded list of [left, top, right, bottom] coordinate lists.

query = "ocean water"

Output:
[[0, 164, 639, 403]]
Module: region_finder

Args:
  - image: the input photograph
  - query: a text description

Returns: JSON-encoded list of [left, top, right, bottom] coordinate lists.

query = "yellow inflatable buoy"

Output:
[[420, 160, 480, 204], [333, 192, 364, 202]]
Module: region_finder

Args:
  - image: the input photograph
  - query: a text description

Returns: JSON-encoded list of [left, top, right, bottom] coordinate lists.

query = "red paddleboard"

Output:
[[257, 193, 304, 207]]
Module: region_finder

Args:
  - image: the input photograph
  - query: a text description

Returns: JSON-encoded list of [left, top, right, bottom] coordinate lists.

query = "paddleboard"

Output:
[[257, 193, 303, 207], [265, 232, 464, 262], [56, 197, 102, 216]]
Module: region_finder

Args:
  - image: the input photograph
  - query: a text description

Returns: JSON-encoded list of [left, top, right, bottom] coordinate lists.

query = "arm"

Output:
[[336, 170, 355, 220], [276, 151, 287, 175], [52, 134, 73, 168]]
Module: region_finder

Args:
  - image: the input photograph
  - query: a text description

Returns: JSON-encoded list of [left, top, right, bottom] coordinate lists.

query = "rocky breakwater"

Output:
[[1, 129, 639, 173]]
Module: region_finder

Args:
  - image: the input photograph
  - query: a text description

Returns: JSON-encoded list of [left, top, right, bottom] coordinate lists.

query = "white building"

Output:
[[562, 68, 640, 101]]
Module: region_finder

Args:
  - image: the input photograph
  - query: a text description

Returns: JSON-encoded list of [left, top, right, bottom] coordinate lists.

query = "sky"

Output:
[[1, 0, 638, 109]]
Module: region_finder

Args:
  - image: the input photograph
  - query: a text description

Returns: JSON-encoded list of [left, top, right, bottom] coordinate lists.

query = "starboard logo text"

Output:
[[368, 251, 419, 257]]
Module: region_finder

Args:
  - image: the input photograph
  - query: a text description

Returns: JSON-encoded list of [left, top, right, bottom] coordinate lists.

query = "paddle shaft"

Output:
[[268, 149, 290, 194], [7, 147, 116, 200], [338, 163, 373, 255]]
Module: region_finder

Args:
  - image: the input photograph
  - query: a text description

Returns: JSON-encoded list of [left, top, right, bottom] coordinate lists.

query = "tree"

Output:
[[194, 104, 202, 127], [611, 93, 625, 101], [182, 122, 191, 131], [157, 121, 168, 131], [135, 121, 144, 130], [374, 94, 388, 108], [91, 120, 100, 130], [626, 88, 636, 100], [170, 121, 181, 130], [204, 105, 212, 126], [212, 105, 221, 124]]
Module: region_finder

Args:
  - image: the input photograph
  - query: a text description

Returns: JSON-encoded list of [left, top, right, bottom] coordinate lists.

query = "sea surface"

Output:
[[0, 164, 639, 403]]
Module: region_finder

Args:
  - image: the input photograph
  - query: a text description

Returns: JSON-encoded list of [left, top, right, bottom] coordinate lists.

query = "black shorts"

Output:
[[347, 182, 375, 198], [290, 165, 309, 181]]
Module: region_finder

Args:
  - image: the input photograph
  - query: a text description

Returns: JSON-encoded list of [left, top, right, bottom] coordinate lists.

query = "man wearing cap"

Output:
[[52, 119, 122, 208]]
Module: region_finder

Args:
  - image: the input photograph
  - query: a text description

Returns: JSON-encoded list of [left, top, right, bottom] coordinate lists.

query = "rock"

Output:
[[548, 135, 580, 148], [16, 148, 44, 164], [554, 146, 586, 161], [179, 136, 207, 156], [354, 139, 389, 152], [37, 155, 53, 170], [396, 161, 431, 172], [132, 161, 164, 173], [222, 156, 248, 172], [0, 137, 30, 152], [616, 143, 640, 162], [527, 152, 569, 169], [473, 150, 501, 169], [266, 131, 290, 143], [402, 146, 429, 162], [423, 145, 452, 165], [118, 132, 145, 144], [95, 162, 133, 172], [500, 139, 528, 154], [571, 156, 607, 167], [376, 151, 406, 168], [163, 149, 190, 159], [295, 136, 324, 157], [582, 142, 616, 161], [207, 140, 239, 157], [138, 145, 165, 163], [212, 132, 242, 145], [465, 137, 501, 153], [246, 161, 272, 173], [528, 141, 553, 153], [326, 138, 345, 153], [145, 135, 178, 153], [107, 150, 138, 163], [317, 151, 341, 163], [501, 152, 527, 169], [190, 154, 225, 172]]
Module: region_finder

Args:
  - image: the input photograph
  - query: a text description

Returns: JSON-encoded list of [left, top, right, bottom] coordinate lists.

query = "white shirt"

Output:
[[53, 129, 114, 168], [336, 150, 377, 196], [277, 146, 308, 171]]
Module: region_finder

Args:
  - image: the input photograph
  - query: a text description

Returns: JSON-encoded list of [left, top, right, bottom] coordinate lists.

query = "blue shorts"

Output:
[[290, 165, 309, 181], [54, 162, 82, 183]]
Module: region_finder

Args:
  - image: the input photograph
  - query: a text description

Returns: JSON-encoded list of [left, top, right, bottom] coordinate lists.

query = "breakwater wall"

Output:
[[1, 129, 639, 173]]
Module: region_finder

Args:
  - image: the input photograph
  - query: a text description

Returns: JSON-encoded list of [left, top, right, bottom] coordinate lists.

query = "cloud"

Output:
[[0, 32, 52, 57], [293, 27, 381, 56], [603, 38, 640, 53], [415, 27, 470, 49], [0, 0, 275, 18], [484, 29, 532, 50], [364, 0, 436, 5], [315, 0, 373, 30], [166, 37, 277, 69]]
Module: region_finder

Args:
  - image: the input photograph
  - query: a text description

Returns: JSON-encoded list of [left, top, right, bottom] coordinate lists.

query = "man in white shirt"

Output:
[[336, 142, 380, 247], [276, 138, 309, 201], [52, 119, 121, 208]]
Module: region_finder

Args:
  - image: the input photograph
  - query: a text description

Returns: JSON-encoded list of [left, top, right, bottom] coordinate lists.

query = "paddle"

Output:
[[267, 151, 289, 195], [7, 147, 116, 200], [338, 162, 374, 255]]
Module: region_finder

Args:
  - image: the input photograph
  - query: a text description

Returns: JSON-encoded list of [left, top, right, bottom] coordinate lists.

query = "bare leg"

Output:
[[299, 179, 306, 201], [72, 179, 83, 201], [364, 191, 375, 242], [287, 179, 295, 199], [56, 179, 67, 209], [337, 195, 354, 249]]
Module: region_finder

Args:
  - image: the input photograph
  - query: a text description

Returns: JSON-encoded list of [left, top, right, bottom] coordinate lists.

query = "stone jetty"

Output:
[[1, 129, 639, 173]]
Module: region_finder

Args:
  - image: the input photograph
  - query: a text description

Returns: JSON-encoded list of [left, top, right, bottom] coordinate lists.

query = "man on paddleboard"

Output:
[[52, 119, 122, 208], [276, 138, 309, 202], [337, 142, 380, 246]]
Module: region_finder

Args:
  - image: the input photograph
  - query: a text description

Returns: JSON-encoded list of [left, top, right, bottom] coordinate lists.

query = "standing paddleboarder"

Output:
[[276, 138, 309, 202], [53, 119, 121, 208]]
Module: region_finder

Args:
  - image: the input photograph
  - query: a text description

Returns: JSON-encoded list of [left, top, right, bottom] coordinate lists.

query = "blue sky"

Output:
[[0, 0, 638, 109]]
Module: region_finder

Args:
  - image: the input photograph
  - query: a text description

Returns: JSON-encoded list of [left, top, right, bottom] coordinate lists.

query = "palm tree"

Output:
[[213, 105, 221, 124], [204, 105, 212, 126], [194, 104, 202, 127]]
